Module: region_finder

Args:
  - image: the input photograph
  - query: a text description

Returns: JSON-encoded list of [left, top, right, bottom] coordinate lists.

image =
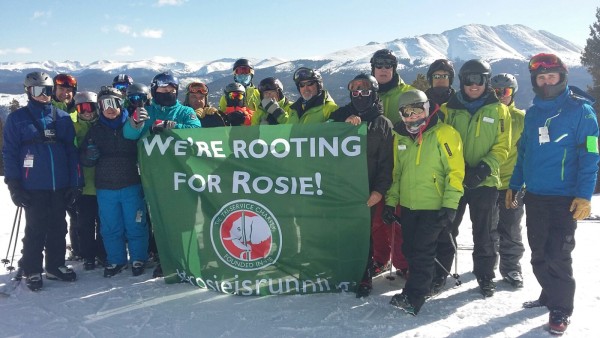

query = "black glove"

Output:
[[228, 111, 246, 126], [463, 161, 491, 189], [85, 143, 100, 161], [151, 120, 175, 134], [381, 205, 397, 225], [65, 187, 82, 208], [7, 180, 31, 208], [437, 207, 456, 228]]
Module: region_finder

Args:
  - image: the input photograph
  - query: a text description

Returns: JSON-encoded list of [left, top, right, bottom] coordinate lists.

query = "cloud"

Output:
[[0, 47, 32, 55], [115, 24, 132, 35], [155, 0, 185, 6], [31, 11, 51, 19], [141, 29, 163, 38], [115, 46, 135, 56]]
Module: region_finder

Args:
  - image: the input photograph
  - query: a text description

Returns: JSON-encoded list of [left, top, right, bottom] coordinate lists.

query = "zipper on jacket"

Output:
[[561, 149, 567, 181], [433, 174, 442, 197]]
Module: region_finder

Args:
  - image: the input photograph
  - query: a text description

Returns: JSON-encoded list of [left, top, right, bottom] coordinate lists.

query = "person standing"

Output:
[[283, 67, 338, 124], [218, 58, 261, 112], [490, 73, 526, 288], [3, 71, 82, 291], [507, 53, 599, 336], [183, 81, 226, 127], [425, 59, 456, 108], [436, 59, 511, 297], [385, 89, 464, 315], [252, 77, 293, 125]]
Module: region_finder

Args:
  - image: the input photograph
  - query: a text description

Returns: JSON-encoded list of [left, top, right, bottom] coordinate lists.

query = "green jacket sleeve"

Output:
[[436, 125, 465, 209]]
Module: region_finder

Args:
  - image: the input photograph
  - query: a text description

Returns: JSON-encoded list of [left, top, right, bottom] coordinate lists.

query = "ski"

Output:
[[0, 276, 22, 297]]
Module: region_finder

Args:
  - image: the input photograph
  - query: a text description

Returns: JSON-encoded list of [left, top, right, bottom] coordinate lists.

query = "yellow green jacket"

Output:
[[499, 103, 525, 190], [441, 92, 512, 188], [385, 113, 464, 210], [219, 85, 261, 112], [251, 97, 294, 125], [378, 78, 414, 125], [284, 91, 338, 124]]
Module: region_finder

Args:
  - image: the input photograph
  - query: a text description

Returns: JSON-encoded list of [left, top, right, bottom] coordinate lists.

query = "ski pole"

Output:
[[434, 258, 461, 286], [448, 231, 462, 286], [2, 207, 22, 271]]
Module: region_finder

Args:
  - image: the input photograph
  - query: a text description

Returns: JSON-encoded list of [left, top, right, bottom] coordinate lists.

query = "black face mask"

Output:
[[154, 92, 177, 107], [351, 95, 374, 112]]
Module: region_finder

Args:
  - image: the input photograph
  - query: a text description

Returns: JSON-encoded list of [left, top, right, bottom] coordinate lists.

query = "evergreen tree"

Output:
[[411, 73, 429, 91], [9, 99, 20, 112], [581, 7, 600, 113]]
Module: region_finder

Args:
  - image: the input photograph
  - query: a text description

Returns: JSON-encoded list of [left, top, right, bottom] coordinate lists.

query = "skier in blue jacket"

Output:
[[3, 72, 82, 291], [507, 53, 599, 336]]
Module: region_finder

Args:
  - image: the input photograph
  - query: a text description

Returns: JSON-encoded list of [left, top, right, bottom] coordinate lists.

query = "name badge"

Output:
[[24, 154, 34, 168], [398, 145, 407, 151], [539, 126, 550, 144], [483, 117, 495, 123], [44, 129, 56, 138]]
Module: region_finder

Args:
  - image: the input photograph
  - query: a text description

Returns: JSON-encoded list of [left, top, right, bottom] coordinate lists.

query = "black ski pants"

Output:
[[77, 194, 105, 262], [496, 189, 525, 277], [524, 192, 576, 315]]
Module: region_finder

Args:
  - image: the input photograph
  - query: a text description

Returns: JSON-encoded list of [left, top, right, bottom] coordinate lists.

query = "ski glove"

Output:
[[6, 180, 31, 208], [463, 161, 491, 189], [228, 111, 246, 126], [129, 108, 149, 129], [570, 197, 591, 220], [381, 205, 398, 225], [195, 107, 218, 118], [85, 143, 100, 161], [151, 120, 176, 134], [65, 187, 82, 208], [437, 207, 456, 228]]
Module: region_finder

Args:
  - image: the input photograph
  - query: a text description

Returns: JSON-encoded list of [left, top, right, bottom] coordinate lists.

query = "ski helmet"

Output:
[[224, 82, 246, 94], [233, 58, 254, 73], [24, 71, 53, 88], [126, 83, 150, 97], [427, 59, 455, 86], [398, 89, 428, 108], [113, 74, 134, 86], [53, 73, 78, 93], [74, 91, 99, 122], [370, 49, 398, 74], [258, 77, 284, 100], [491, 73, 518, 94], [74, 91, 98, 105], [528, 53, 568, 99], [347, 73, 379, 92], [293, 67, 323, 91], [97, 86, 124, 111], [458, 59, 491, 87], [150, 72, 179, 97]]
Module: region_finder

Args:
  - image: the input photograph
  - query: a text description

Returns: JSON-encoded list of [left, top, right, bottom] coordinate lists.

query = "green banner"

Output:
[[138, 123, 370, 295]]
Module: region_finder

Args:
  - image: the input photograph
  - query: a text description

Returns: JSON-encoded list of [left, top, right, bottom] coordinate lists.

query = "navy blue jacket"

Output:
[[2, 100, 82, 190]]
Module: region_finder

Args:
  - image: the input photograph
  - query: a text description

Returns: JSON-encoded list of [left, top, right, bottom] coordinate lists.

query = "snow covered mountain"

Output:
[[0, 24, 590, 108]]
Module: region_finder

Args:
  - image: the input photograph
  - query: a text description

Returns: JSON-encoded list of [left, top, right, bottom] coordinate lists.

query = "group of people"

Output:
[[2, 50, 597, 336]]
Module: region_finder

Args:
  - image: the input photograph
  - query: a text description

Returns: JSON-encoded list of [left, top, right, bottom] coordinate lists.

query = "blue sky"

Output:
[[0, 0, 598, 64]]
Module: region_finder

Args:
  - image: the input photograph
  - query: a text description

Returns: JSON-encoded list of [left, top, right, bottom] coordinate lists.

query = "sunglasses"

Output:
[[432, 74, 450, 80], [462, 73, 486, 86], [30, 86, 53, 97], [188, 83, 208, 95], [234, 66, 253, 75], [54, 74, 77, 88], [113, 83, 129, 91], [100, 97, 122, 110], [228, 92, 244, 100], [400, 103, 426, 118], [374, 62, 394, 70], [76, 102, 96, 114], [529, 54, 562, 71], [351, 89, 372, 97], [494, 87, 514, 97], [128, 94, 148, 107], [298, 80, 317, 88]]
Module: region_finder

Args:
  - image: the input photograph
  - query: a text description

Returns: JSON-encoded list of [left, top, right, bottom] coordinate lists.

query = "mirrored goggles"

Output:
[[351, 89, 372, 97], [529, 54, 561, 71], [294, 68, 315, 82], [76, 102, 97, 114], [462, 73, 486, 86], [432, 74, 450, 80], [128, 94, 148, 107], [400, 103, 426, 118], [228, 92, 244, 100], [30, 86, 53, 97], [187, 83, 208, 95], [298, 80, 317, 88], [234, 66, 253, 75], [99, 97, 122, 110], [113, 83, 129, 91], [155, 79, 177, 88], [494, 87, 514, 97], [54, 74, 77, 88]]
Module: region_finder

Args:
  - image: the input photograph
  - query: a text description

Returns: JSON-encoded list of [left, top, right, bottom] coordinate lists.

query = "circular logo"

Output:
[[210, 199, 282, 271]]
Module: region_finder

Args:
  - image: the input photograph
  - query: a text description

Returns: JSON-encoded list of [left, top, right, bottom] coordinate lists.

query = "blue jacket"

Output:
[[509, 86, 599, 200], [123, 100, 201, 140], [2, 100, 82, 190]]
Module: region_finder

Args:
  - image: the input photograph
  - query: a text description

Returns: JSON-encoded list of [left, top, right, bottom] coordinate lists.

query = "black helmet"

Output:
[[233, 58, 254, 72], [491, 73, 518, 94], [370, 49, 398, 74], [459, 59, 491, 87], [126, 83, 150, 97], [293, 67, 323, 91], [225, 82, 246, 94], [150, 72, 179, 97], [528, 53, 568, 99], [347, 73, 379, 92], [427, 59, 455, 86], [113, 74, 134, 86], [258, 77, 284, 100]]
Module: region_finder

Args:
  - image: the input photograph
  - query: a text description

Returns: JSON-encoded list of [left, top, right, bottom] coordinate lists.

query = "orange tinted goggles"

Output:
[[188, 83, 208, 95], [54, 74, 77, 88]]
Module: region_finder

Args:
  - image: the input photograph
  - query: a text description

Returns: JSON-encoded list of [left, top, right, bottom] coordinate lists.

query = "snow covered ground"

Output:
[[0, 183, 598, 337]]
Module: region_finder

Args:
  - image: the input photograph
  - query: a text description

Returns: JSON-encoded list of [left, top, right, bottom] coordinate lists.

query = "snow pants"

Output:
[[97, 184, 148, 265], [19, 190, 68, 275], [371, 201, 407, 269], [495, 189, 525, 277], [77, 194, 106, 262], [524, 192, 576, 315]]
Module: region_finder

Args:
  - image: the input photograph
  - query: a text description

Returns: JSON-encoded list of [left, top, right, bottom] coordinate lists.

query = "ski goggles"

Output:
[[233, 66, 253, 75], [113, 83, 129, 91], [187, 82, 208, 95], [494, 87, 514, 97], [228, 92, 244, 100], [373, 61, 394, 69], [127, 94, 148, 107], [351, 89, 372, 97], [76, 102, 97, 114], [54, 74, 77, 88], [298, 80, 317, 88], [400, 103, 426, 118], [462, 73, 487, 86], [432, 74, 451, 80], [529, 53, 563, 72], [30, 86, 53, 97], [99, 97, 122, 110]]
